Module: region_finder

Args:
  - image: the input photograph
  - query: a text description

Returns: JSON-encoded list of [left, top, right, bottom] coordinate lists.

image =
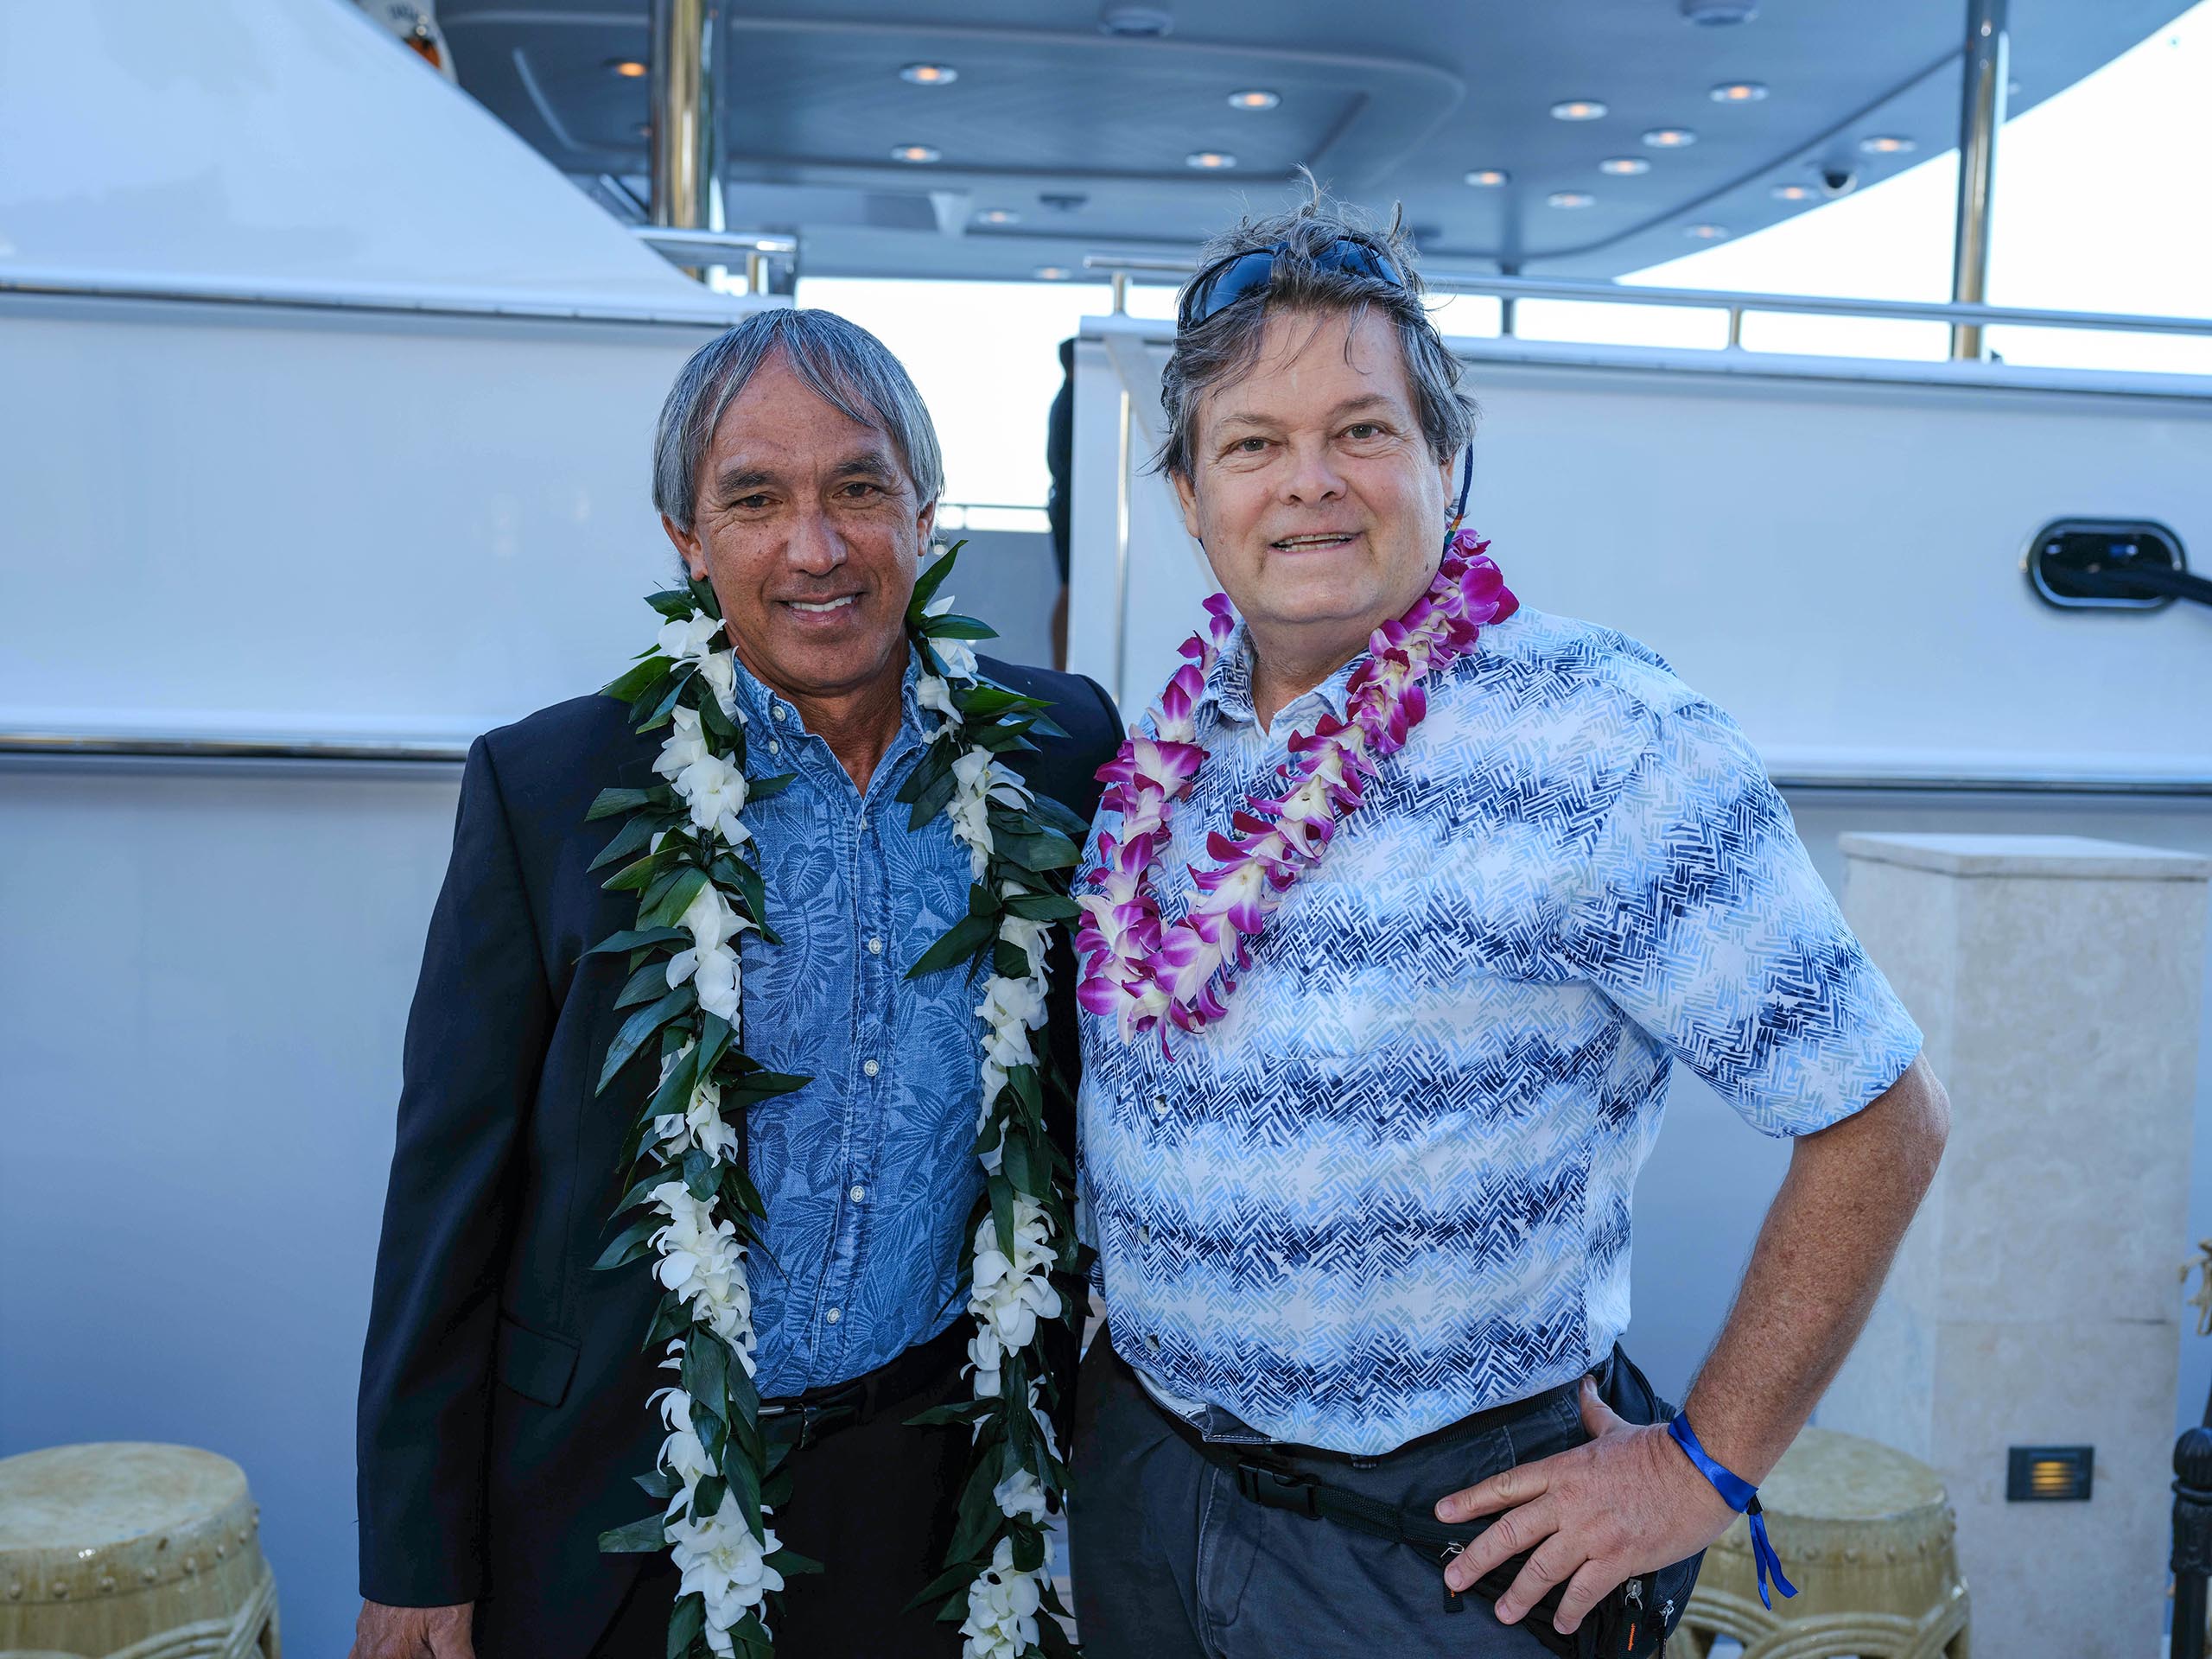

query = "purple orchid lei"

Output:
[[1075, 529, 1519, 1044]]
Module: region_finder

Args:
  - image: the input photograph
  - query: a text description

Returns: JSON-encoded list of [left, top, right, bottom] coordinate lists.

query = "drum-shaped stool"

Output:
[[1676, 1427, 1967, 1659], [0, 1442, 280, 1659]]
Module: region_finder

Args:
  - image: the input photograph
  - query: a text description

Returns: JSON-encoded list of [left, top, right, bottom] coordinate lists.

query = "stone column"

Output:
[[1821, 833, 2210, 1659]]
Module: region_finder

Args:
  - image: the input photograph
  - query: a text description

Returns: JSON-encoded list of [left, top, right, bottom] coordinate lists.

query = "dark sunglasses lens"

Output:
[[1185, 248, 1281, 327]]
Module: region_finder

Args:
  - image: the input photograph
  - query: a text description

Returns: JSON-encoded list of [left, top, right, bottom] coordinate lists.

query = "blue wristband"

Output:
[[1668, 1414, 1798, 1609]]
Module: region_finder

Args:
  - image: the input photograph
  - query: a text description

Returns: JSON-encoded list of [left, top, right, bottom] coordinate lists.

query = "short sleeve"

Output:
[[1558, 697, 1923, 1137]]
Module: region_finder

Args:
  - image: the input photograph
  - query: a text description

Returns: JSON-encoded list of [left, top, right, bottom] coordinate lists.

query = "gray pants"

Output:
[[1066, 1332, 1580, 1658]]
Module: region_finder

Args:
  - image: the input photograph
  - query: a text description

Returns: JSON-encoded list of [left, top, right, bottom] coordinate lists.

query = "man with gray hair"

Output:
[[351, 308, 1121, 1659], [1066, 190, 1949, 1656]]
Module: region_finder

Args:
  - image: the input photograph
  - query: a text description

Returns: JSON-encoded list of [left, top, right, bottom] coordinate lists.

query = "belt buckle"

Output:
[[1235, 1460, 1319, 1517]]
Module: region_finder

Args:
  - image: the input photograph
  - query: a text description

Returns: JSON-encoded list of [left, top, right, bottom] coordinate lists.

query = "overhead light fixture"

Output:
[[1599, 156, 1651, 175], [1035, 265, 1071, 280], [1228, 89, 1281, 110], [1551, 99, 1608, 121], [1681, 0, 1759, 20], [1770, 182, 1818, 200], [1710, 81, 1769, 102], [1643, 127, 1699, 148], [1099, 4, 1173, 36], [606, 58, 648, 78], [1548, 191, 1596, 208], [1686, 222, 1731, 238], [892, 143, 942, 163], [1185, 150, 1236, 169], [1859, 134, 1918, 155], [899, 63, 957, 86], [976, 208, 1020, 225], [1464, 168, 1510, 187]]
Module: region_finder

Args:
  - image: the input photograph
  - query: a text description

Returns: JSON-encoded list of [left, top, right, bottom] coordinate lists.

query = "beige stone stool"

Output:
[[0, 1443, 280, 1659], [1675, 1427, 1967, 1659]]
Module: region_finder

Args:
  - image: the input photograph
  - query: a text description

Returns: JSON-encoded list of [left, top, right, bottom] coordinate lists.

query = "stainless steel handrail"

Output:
[[1077, 255, 2212, 342], [8, 731, 2207, 794], [635, 228, 798, 260], [0, 270, 755, 328]]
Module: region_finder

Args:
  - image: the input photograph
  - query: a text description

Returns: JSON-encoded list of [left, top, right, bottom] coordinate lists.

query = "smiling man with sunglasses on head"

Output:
[[1063, 186, 1951, 1657]]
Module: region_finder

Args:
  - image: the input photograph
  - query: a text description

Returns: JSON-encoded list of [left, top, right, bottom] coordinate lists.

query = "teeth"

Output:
[[1276, 534, 1351, 547], [790, 596, 856, 613]]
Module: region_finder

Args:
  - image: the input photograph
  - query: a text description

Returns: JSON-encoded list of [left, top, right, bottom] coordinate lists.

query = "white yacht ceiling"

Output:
[[439, 0, 2196, 282]]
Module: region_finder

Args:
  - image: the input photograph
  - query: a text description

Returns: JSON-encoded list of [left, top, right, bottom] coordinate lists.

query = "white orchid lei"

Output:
[[588, 547, 1090, 1659]]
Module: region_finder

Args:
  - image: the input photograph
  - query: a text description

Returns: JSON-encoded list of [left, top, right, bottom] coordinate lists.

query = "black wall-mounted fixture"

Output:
[[2007, 1444, 2094, 1502], [2026, 519, 2203, 612]]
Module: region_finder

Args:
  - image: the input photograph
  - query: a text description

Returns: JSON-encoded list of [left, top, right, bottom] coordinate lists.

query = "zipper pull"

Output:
[[1624, 1576, 1644, 1654], [1438, 1542, 1466, 1614]]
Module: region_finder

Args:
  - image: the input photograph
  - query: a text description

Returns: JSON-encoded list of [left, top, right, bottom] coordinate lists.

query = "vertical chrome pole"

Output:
[[1111, 271, 1130, 315], [1950, 0, 2009, 359], [1498, 262, 1519, 338], [650, 0, 721, 281]]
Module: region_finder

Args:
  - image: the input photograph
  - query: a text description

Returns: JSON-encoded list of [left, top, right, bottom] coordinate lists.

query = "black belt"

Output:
[[757, 1317, 965, 1452], [1122, 1339, 1673, 1658]]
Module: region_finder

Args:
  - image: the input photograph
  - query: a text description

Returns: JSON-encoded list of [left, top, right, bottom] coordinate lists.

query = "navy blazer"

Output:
[[356, 658, 1121, 1656]]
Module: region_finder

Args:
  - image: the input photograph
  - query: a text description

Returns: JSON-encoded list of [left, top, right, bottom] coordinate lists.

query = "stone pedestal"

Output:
[[1823, 833, 2210, 1659]]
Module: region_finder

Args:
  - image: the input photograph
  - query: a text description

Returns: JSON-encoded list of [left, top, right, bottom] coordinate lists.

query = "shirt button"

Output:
[[867, 937, 884, 956], [862, 1058, 880, 1077], [849, 1184, 867, 1204], [1151, 1095, 1166, 1120], [767, 741, 780, 755], [1138, 1224, 1152, 1247], [772, 705, 787, 721], [824, 1307, 842, 1325], [1145, 1332, 1160, 1352]]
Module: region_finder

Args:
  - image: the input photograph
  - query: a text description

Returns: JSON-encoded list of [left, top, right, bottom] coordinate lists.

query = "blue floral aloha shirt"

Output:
[[1076, 605, 1923, 1454]]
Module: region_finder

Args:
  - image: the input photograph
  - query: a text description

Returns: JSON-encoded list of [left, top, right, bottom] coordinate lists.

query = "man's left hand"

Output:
[[1432, 1376, 1738, 1636]]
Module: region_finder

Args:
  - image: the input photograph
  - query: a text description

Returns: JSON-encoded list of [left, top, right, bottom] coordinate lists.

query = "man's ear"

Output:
[[662, 513, 708, 582], [1172, 467, 1203, 544], [915, 496, 938, 556]]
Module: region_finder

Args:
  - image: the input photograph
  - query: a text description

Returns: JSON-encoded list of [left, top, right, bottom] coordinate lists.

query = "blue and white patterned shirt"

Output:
[[1077, 606, 1923, 1454], [723, 649, 982, 1397]]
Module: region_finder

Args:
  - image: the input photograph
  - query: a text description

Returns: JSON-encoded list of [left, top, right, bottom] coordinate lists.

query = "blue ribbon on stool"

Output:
[[1667, 1414, 1799, 1609]]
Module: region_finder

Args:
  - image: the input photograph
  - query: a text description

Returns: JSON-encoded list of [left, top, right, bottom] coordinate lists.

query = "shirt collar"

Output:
[[1196, 620, 1363, 734], [723, 642, 931, 753]]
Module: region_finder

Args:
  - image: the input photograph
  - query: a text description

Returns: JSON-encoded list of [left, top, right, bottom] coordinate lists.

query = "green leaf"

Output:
[[665, 1590, 705, 1659], [927, 613, 997, 641], [683, 1327, 731, 1417], [709, 855, 770, 928], [633, 1466, 681, 1502], [746, 771, 798, 800], [588, 785, 656, 823], [588, 812, 662, 874], [646, 589, 699, 620], [681, 1146, 718, 1201], [946, 1452, 1006, 1563], [1037, 1611, 1081, 1658], [594, 1211, 660, 1272], [1001, 890, 1082, 922], [1029, 793, 1091, 840], [903, 1560, 985, 1617], [989, 1172, 1015, 1260], [1010, 1523, 1045, 1573], [728, 1438, 764, 1537], [903, 754, 961, 832], [993, 825, 1081, 875], [766, 1546, 825, 1579], [906, 912, 998, 980], [615, 959, 675, 1011], [597, 1512, 667, 1554], [697, 687, 741, 741], [905, 1398, 995, 1429], [638, 662, 696, 732], [583, 925, 688, 958], [597, 985, 696, 1092], [640, 865, 710, 931], [602, 654, 669, 705], [906, 543, 962, 623], [1001, 1130, 1033, 1195], [690, 1473, 727, 1524]]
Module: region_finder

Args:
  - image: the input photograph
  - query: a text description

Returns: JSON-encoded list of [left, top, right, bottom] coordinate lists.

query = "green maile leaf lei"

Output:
[[587, 543, 1092, 1659]]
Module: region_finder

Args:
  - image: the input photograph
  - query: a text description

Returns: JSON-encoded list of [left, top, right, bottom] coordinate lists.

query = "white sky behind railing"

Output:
[[798, 1, 2211, 511]]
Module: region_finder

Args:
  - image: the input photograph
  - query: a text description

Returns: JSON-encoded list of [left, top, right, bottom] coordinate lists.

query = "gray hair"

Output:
[[652, 308, 944, 531], [1157, 183, 1477, 479]]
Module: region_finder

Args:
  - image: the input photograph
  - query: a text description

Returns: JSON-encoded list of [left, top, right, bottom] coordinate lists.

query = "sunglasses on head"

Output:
[[1176, 234, 1407, 332]]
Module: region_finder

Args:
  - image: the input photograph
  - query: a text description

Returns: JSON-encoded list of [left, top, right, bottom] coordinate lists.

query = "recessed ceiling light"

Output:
[[1643, 127, 1699, 148], [976, 208, 1020, 226], [1859, 134, 1917, 155], [1228, 89, 1280, 111], [899, 63, 957, 86], [1464, 168, 1510, 188], [1770, 181, 1818, 200], [1599, 156, 1651, 175], [1710, 81, 1769, 103], [1686, 222, 1731, 238], [1099, 5, 1173, 37], [1551, 99, 1609, 121], [1548, 191, 1596, 208], [1681, 0, 1759, 20], [1035, 265, 1071, 280], [892, 143, 941, 163], [1185, 150, 1236, 169], [606, 58, 648, 78]]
